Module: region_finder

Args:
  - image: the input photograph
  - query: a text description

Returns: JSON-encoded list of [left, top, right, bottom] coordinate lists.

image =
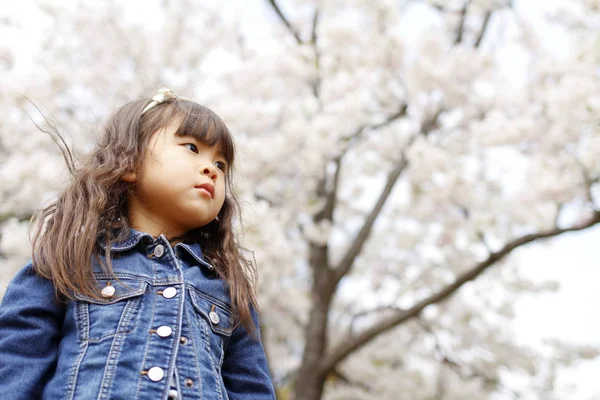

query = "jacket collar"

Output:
[[174, 242, 214, 271], [97, 228, 152, 252], [97, 228, 214, 271]]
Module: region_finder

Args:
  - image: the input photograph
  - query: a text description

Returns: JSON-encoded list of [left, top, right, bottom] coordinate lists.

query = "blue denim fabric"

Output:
[[0, 229, 275, 400]]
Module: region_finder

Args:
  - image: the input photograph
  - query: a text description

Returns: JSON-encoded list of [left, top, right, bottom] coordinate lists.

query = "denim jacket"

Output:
[[0, 229, 275, 400]]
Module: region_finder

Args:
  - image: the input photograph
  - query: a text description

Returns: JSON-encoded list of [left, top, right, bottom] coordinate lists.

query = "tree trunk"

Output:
[[293, 301, 329, 400], [293, 244, 334, 400]]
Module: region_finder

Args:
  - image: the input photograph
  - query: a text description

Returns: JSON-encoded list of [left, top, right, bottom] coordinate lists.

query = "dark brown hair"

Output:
[[31, 97, 259, 336]]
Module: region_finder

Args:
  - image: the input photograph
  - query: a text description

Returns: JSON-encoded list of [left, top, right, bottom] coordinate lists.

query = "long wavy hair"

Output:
[[31, 97, 259, 336]]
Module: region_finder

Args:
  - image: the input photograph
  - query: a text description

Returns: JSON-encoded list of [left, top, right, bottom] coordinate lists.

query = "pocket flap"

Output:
[[189, 289, 234, 336], [74, 278, 147, 305]]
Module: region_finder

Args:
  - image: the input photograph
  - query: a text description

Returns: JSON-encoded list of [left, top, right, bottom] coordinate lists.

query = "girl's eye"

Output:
[[215, 161, 227, 172], [183, 142, 226, 171], [183, 143, 198, 153]]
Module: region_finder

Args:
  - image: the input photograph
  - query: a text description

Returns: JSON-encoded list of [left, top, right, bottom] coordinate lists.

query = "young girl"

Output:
[[0, 88, 276, 400]]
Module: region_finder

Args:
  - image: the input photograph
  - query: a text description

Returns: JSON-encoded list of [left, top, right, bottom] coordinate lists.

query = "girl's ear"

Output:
[[121, 171, 137, 183]]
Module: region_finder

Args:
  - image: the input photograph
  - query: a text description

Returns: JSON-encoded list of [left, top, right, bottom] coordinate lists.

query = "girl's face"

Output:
[[123, 119, 227, 238]]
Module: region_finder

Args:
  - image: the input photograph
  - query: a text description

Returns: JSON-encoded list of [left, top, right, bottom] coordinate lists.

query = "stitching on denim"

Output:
[[79, 286, 145, 344], [200, 313, 225, 399], [182, 308, 203, 396], [73, 281, 147, 305], [97, 230, 150, 251], [162, 252, 186, 398], [189, 288, 233, 320], [75, 301, 89, 342], [134, 283, 158, 400], [177, 242, 214, 271], [66, 339, 89, 400], [162, 279, 185, 400], [188, 289, 234, 337], [188, 284, 232, 311], [67, 305, 90, 400], [97, 294, 143, 399], [219, 335, 226, 368], [92, 272, 149, 281]]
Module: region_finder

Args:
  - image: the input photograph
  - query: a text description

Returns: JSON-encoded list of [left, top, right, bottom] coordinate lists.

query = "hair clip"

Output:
[[141, 87, 193, 115]]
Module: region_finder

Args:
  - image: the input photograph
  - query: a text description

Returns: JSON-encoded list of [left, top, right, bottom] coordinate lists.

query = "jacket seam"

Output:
[[66, 305, 90, 400], [134, 283, 158, 400], [97, 295, 143, 399]]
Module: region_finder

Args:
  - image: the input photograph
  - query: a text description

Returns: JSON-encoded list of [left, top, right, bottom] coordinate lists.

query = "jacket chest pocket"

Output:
[[73, 278, 147, 343], [189, 288, 233, 366]]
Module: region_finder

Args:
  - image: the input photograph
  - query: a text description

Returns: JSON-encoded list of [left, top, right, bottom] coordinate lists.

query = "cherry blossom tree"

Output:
[[1, 1, 599, 399]]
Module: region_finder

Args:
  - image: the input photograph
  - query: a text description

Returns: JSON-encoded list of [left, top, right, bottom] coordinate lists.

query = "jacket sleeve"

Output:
[[221, 306, 276, 399], [0, 262, 64, 399]]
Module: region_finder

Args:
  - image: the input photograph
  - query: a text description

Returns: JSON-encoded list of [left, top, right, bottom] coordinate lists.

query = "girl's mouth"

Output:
[[196, 187, 213, 198], [194, 183, 215, 198]]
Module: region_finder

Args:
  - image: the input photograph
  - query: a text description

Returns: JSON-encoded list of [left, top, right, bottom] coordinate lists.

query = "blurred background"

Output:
[[1, 0, 599, 399]]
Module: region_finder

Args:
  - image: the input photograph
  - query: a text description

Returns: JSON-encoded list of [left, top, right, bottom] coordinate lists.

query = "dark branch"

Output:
[[310, 8, 321, 99], [310, 8, 319, 44], [349, 305, 406, 334], [474, 10, 492, 48], [333, 154, 409, 283], [272, 296, 306, 330], [454, 0, 471, 45], [320, 211, 600, 374], [573, 157, 600, 211], [314, 155, 342, 223], [341, 103, 408, 143], [420, 319, 524, 398], [420, 107, 443, 135], [265, 0, 304, 44], [332, 105, 426, 284], [328, 368, 375, 393]]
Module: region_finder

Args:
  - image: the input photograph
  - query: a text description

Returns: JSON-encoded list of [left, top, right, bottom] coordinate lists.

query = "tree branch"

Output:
[[327, 368, 375, 393], [271, 296, 306, 330], [265, 0, 304, 45], [454, 0, 471, 45], [420, 319, 524, 399], [319, 105, 408, 238], [474, 10, 492, 48], [320, 211, 600, 374], [332, 154, 408, 283], [341, 103, 408, 143], [313, 104, 408, 251], [573, 156, 600, 211], [332, 106, 428, 284], [348, 305, 406, 335], [310, 8, 321, 99], [419, 319, 521, 398], [314, 156, 342, 224]]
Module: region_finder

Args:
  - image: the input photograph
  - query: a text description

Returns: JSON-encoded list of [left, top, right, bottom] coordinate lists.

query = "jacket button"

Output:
[[153, 244, 165, 258], [179, 336, 188, 345], [156, 326, 172, 338], [101, 284, 115, 298], [184, 378, 194, 388], [209, 311, 220, 324], [162, 287, 177, 299], [148, 366, 164, 382]]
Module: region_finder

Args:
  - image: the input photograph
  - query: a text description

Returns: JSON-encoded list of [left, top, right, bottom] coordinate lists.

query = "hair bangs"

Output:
[[172, 102, 235, 168]]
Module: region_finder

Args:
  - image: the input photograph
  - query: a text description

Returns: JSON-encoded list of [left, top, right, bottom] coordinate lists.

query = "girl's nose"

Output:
[[202, 165, 217, 180]]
